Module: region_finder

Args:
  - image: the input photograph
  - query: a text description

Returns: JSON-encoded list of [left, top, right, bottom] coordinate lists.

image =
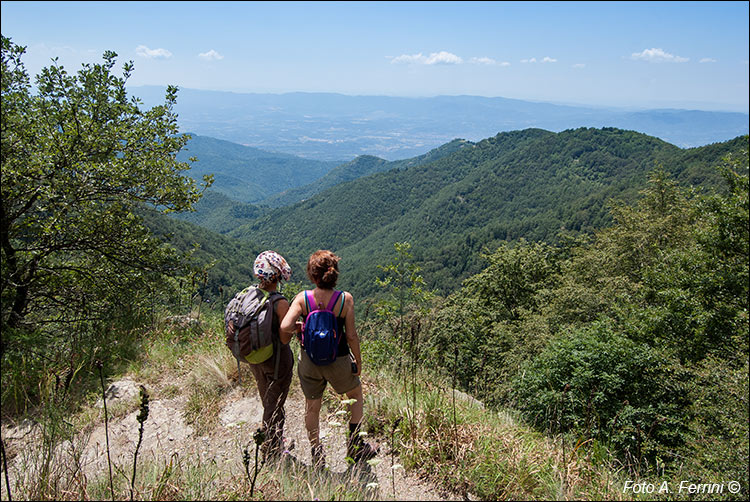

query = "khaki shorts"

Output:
[[298, 350, 360, 400]]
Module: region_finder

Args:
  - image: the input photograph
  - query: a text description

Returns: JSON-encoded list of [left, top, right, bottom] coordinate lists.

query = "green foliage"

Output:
[[422, 240, 560, 405], [229, 127, 745, 301], [365, 368, 621, 501], [261, 138, 471, 207], [172, 189, 266, 235], [368, 242, 436, 430], [143, 208, 258, 304], [174, 134, 340, 204], [416, 144, 749, 480], [1, 36, 209, 413], [679, 357, 749, 499], [374, 242, 434, 321], [514, 322, 691, 462]]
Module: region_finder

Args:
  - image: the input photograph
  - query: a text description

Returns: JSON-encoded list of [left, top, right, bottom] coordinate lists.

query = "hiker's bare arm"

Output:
[[275, 298, 291, 344], [343, 293, 362, 376], [280, 293, 303, 344]]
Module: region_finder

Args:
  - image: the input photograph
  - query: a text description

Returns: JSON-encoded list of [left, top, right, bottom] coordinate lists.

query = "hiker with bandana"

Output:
[[227, 250, 294, 460]]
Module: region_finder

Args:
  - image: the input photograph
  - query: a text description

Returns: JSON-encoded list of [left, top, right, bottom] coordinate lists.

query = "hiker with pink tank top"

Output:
[[280, 250, 379, 468]]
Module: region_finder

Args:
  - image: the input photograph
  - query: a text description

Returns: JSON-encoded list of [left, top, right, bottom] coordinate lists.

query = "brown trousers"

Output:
[[249, 342, 293, 451]]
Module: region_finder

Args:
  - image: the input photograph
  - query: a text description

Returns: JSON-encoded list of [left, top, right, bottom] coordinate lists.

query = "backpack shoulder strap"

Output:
[[326, 290, 342, 312], [249, 288, 270, 318]]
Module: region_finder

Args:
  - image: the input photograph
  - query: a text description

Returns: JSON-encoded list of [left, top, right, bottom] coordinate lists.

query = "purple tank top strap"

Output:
[[305, 290, 316, 315]]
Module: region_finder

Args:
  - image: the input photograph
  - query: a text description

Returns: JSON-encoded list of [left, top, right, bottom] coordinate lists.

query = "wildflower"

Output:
[[366, 482, 379, 489], [335, 410, 348, 416], [341, 398, 357, 405], [366, 458, 383, 467], [328, 421, 342, 427], [392, 463, 404, 470]]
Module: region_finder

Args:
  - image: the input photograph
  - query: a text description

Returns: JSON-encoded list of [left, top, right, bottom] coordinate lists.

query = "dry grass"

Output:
[[366, 368, 627, 501], [2, 310, 629, 501]]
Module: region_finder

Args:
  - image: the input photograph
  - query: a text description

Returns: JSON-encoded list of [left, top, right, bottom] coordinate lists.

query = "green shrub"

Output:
[[513, 322, 692, 464]]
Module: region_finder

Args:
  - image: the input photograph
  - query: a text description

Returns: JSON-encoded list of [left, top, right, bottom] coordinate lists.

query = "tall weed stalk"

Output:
[[1, 437, 11, 501], [96, 360, 115, 501], [130, 385, 150, 501]]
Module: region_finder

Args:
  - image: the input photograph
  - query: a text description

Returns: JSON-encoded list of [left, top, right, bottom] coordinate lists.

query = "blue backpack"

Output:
[[302, 290, 344, 366]]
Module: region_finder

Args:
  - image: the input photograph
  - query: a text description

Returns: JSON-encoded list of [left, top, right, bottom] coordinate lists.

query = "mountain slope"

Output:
[[176, 134, 342, 203], [142, 208, 293, 300], [229, 128, 747, 297], [172, 190, 266, 235], [260, 139, 473, 207]]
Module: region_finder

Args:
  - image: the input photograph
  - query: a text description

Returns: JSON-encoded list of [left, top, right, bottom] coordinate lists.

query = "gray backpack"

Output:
[[224, 286, 283, 378]]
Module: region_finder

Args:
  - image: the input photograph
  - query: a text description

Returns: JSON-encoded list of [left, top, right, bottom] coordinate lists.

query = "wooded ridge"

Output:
[[174, 128, 746, 300]]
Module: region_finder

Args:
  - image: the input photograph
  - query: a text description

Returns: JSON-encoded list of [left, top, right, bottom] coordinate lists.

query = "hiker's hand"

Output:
[[295, 321, 303, 333], [227, 321, 235, 335]]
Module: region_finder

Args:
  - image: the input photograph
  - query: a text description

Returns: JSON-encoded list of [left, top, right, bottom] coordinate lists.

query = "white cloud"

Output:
[[390, 51, 463, 65], [699, 57, 717, 63], [630, 48, 688, 63], [199, 49, 224, 61], [521, 56, 556, 64], [135, 45, 172, 59], [390, 53, 425, 64], [468, 57, 511, 67], [572, 63, 586, 68], [425, 51, 463, 65], [470, 56, 497, 65]]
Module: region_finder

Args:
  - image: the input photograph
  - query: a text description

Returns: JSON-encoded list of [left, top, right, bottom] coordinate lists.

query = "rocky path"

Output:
[[2, 374, 460, 501]]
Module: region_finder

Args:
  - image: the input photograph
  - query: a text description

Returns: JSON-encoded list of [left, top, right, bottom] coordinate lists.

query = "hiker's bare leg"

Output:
[[345, 385, 364, 424], [305, 397, 322, 448]]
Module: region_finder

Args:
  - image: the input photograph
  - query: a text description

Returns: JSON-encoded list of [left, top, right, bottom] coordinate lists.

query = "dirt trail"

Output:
[[2, 374, 461, 501]]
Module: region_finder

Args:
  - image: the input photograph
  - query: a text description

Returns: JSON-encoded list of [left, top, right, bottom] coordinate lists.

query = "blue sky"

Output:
[[2, 1, 748, 111]]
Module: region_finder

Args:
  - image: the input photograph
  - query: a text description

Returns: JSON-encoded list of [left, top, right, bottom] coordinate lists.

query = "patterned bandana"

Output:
[[253, 251, 292, 283]]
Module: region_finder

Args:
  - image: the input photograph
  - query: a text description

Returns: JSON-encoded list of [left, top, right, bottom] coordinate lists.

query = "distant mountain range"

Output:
[[133, 86, 748, 161], [172, 128, 746, 299]]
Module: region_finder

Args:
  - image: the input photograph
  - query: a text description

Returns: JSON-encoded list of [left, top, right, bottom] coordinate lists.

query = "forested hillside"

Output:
[[365, 152, 748, 497], [260, 139, 472, 207], [172, 190, 267, 235], [175, 134, 341, 203], [230, 128, 746, 298], [176, 138, 474, 231]]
